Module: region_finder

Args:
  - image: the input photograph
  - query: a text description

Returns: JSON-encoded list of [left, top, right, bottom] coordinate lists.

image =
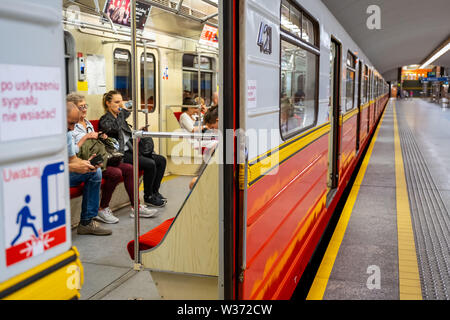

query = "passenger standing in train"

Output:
[[66, 102, 112, 236], [99, 90, 167, 210], [67, 93, 157, 222]]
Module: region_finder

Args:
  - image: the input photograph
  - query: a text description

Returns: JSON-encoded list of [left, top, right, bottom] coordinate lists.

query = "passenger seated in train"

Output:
[[194, 96, 208, 114], [211, 91, 219, 107], [179, 97, 204, 133], [67, 93, 157, 222], [280, 98, 301, 136], [99, 90, 167, 210], [66, 101, 112, 236], [189, 106, 219, 190]]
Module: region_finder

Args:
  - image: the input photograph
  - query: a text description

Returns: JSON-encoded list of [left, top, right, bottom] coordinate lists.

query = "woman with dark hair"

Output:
[[180, 97, 205, 133], [99, 90, 167, 212]]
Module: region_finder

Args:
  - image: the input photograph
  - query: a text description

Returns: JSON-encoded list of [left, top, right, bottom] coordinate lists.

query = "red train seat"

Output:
[[127, 217, 175, 260], [90, 119, 99, 132], [173, 112, 182, 122]]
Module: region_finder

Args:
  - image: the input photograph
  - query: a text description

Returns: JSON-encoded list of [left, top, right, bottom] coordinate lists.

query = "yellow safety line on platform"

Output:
[[393, 102, 422, 300], [306, 101, 387, 300]]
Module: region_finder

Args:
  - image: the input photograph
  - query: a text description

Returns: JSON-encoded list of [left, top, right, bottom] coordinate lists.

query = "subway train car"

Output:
[[0, 0, 389, 300]]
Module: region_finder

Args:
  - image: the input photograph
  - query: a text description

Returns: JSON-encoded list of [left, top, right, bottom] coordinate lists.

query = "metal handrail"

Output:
[[166, 104, 203, 109], [134, 130, 218, 140]]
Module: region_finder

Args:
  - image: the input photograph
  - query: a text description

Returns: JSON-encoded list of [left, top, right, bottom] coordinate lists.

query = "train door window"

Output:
[[140, 52, 156, 112], [345, 51, 356, 111], [363, 65, 369, 104], [114, 48, 132, 101], [280, 0, 319, 140], [182, 54, 214, 105]]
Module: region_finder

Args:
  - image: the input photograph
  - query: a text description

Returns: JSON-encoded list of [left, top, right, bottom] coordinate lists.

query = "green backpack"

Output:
[[77, 137, 123, 170]]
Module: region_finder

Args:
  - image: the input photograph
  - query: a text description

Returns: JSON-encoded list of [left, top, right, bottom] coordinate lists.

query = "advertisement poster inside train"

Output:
[[199, 24, 219, 48], [103, 0, 152, 30]]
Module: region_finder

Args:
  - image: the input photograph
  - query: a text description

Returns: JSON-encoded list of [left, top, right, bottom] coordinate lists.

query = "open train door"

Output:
[[327, 37, 342, 194], [220, 0, 241, 300], [124, 0, 241, 300]]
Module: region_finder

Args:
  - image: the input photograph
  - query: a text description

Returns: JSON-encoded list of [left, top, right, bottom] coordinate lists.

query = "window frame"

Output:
[[279, 0, 320, 141], [280, 0, 320, 49], [140, 51, 157, 113], [113, 48, 132, 101], [182, 53, 215, 105], [345, 50, 357, 112], [363, 64, 369, 104]]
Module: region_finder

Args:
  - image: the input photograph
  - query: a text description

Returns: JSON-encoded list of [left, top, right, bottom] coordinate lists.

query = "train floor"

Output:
[[72, 175, 193, 300], [306, 98, 450, 300]]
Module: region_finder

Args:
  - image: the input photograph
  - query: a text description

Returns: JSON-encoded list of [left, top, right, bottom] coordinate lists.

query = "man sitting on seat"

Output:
[[66, 102, 112, 236], [189, 106, 219, 190]]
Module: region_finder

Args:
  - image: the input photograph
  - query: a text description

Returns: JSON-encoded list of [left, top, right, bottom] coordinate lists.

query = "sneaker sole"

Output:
[[94, 216, 119, 224], [130, 214, 158, 219], [77, 229, 112, 236], [144, 201, 166, 208]]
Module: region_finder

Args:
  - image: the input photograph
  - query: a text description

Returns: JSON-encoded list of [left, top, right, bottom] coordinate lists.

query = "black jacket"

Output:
[[99, 109, 133, 153], [98, 109, 155, 157]]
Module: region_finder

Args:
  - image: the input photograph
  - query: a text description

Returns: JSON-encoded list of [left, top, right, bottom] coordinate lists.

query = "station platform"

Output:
[[307, 98, 450, 300]]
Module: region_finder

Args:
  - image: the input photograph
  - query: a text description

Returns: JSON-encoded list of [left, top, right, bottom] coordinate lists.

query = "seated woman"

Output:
[[67, 92, 157, 222], [194, 96, 208, 114], [189, 106, 219, 190], [99, 90, 167, 209], [179, 97, 205, 133]]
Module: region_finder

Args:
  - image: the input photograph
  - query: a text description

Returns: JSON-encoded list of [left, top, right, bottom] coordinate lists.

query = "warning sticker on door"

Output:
[[2, 158, 67, 267], [0, 63, 63, 142]]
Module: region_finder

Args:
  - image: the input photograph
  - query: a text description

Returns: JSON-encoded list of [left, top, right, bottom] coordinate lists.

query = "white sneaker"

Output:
[[95, 207, 119, 224], [130, 205, 158, 218]]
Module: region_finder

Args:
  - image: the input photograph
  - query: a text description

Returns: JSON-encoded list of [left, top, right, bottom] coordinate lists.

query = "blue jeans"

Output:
[[70, 168, 102, 224]]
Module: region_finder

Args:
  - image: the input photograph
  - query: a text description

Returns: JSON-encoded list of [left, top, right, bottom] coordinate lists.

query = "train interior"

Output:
[[63, 0, 221, 300]]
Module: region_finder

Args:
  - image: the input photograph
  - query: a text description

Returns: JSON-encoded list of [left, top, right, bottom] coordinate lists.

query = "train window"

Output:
[[280, 39, 318, 139], [114, 48, 132, 101], [281, 0, 301, 38], [363, 65, 369, 104], [182, 54, 214, 105], [64, 31, 76, 94], [140, 52, 156, 112], [280, 0, 319, 47], [302, 15, 315, 45], [345, 51, 356, 111]]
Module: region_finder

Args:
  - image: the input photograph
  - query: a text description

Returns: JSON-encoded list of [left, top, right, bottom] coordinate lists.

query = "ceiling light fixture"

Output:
[[420, 42, 450, 69]]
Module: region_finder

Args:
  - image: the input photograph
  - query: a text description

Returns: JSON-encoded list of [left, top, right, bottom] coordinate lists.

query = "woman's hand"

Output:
[[87, 132, 99, 140]]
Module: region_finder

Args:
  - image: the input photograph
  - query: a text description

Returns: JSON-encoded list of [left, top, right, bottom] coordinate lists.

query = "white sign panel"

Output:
[[2, 158, 67, 268], [86, 55, 107, 95], [0, 64, 63, 142]]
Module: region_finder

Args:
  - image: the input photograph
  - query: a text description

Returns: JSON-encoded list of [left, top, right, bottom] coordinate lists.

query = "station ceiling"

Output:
[[321, 0, 450, 80]]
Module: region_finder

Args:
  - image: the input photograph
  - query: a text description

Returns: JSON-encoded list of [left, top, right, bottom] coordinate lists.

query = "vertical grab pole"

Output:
[[143, 40, 149, 127], [131, 0, 141, 268], [197, 51, 202, 133]]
